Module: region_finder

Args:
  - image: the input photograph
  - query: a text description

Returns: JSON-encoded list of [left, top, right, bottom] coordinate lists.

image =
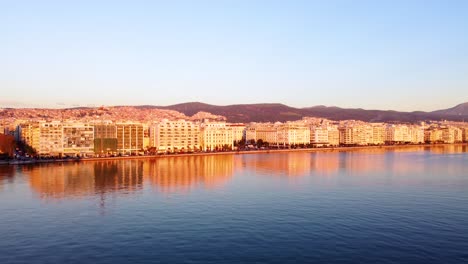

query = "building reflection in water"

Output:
[[94, 160, 143, 194], [239, 152, 312, 177], [27, 163, 96, 199], [24, 160, 144, 200], [0, 165, 15, 190], [238, 145, 468, 178], [143, 155, 234, 193], [12, 144, 467, 199]]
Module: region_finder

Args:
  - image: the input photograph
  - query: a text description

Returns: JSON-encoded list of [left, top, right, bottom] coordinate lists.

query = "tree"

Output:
[[0, 135, 15, 158], [256, 139, 264, 148]]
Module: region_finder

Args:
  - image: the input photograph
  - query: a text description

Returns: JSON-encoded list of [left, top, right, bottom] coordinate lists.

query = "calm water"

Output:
[[1, 146, 468, 264]]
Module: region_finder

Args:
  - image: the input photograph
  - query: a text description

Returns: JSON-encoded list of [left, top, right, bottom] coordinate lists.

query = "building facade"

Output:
[[150, 119, 200, 153], [116, 123, 144, 154], [62, 123, 95, 157], [200, 122, 233, 151]]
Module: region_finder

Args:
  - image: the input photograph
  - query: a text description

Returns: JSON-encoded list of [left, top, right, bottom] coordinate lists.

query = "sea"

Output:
[[1, 145, 467, 263]]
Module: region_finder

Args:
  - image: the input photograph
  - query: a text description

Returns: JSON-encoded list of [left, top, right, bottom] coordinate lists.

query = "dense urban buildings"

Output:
[[1, 109, 467, 157]]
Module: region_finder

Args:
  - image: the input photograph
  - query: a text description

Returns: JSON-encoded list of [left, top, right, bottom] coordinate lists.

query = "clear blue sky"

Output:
[[2, 0, 467, 111]]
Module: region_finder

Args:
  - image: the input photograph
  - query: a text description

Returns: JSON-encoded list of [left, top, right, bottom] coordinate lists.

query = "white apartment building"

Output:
[[38, 121, 63, 156], [339, 126, 361, 145], [408, 126, 425, 144], [227, 123, 246, 143], [371, 123, 386, 145], [442, 127, 463, 143], [150, 119, 200, 153], [18, 122, 41, 152], [425, 128, 444, 143], [310, 126, 329, 146], [386, 124, 424, 144], [200, 122, 233, 151], [327, 126, 340, 146], [386, 125, 410, 143], [277, 122, 310, 147], [463, 127, 468, 142], [360, 125, 374, 145], [245, 123, 278, 145]]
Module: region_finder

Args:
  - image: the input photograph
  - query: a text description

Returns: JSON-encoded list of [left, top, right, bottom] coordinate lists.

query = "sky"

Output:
[[1, 0, 468, 111]]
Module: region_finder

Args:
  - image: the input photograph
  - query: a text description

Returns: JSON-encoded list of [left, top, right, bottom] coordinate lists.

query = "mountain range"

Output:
[[134, 102, 468, 123], [2, 102, 468, 123]]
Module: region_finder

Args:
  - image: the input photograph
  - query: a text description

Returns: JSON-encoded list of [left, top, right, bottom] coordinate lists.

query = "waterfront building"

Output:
[[339, 125, 365, 145], [359, 125, 374, 145], [246, 123, 278, 145], [38, 121, 63, 156], [143, 125, 150, 149], [255, 123, 278, 145], [385, 125, 409, 143], [62, 123, 94, 157], [408, 126, 425, 144], [200, 122, 233, 151], [277, 122, 310, 147], [116, 123, 144, 154], [94, 124, 118, 154], [371, 123, 386, 145], [18, 122, 41, 152], [327, 126, 340, 146], [337, 122, 377, 146], [338, 126, 354, 145], [245, 126, 257, 143], [441, 126, 463, 143], [386, 124, 425, 144], [425, 128, 444, 143], [94, 124, 117, 138], [463, 127, 468, 142], [310, 126, 329, 146], [227, 123, 246, 143], [150, 119, 200, 153]]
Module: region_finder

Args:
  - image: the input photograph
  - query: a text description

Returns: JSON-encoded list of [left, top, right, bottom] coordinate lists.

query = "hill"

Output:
[[431, 102, 468, 116], [137, 102, 468, 123]]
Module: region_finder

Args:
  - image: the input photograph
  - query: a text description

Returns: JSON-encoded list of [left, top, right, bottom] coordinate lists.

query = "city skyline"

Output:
[[3, 1, 468, 111]]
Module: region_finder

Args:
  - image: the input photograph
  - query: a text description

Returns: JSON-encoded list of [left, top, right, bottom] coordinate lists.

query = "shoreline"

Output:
[[1, 143, 467, 166]]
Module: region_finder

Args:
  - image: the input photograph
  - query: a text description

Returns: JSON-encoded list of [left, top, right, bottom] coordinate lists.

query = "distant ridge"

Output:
[[431, 102, 468, 116], [135, 102, 468, 123], [3, 102, 468, 123]]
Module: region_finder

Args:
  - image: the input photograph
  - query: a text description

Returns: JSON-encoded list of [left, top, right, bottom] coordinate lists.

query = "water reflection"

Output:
[[22, 160, 144, 199], [0, 145, 466, 199], [94, 160, 143, 194], [0, 165, 15, 190], [143, 155, 234, 193], [240, 152, 311, 177]]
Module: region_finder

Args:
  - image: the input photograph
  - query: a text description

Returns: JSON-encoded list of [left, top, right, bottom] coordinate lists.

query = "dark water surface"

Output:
[[1, 145, 468, 263]]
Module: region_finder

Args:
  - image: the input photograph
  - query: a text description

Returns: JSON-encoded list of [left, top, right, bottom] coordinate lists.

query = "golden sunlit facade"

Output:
[[310, 126, 329, 146], [327, 126, 340, 146], [246, 123, 278, 144], [227, 123, 246, 143], [19, 122, 41, 152], [150, 119, 200, 153], [277, 122, 310, 147], [38, 121, 63, 156], [116, 123, 144, 154], [200, 122, 233, 151]]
